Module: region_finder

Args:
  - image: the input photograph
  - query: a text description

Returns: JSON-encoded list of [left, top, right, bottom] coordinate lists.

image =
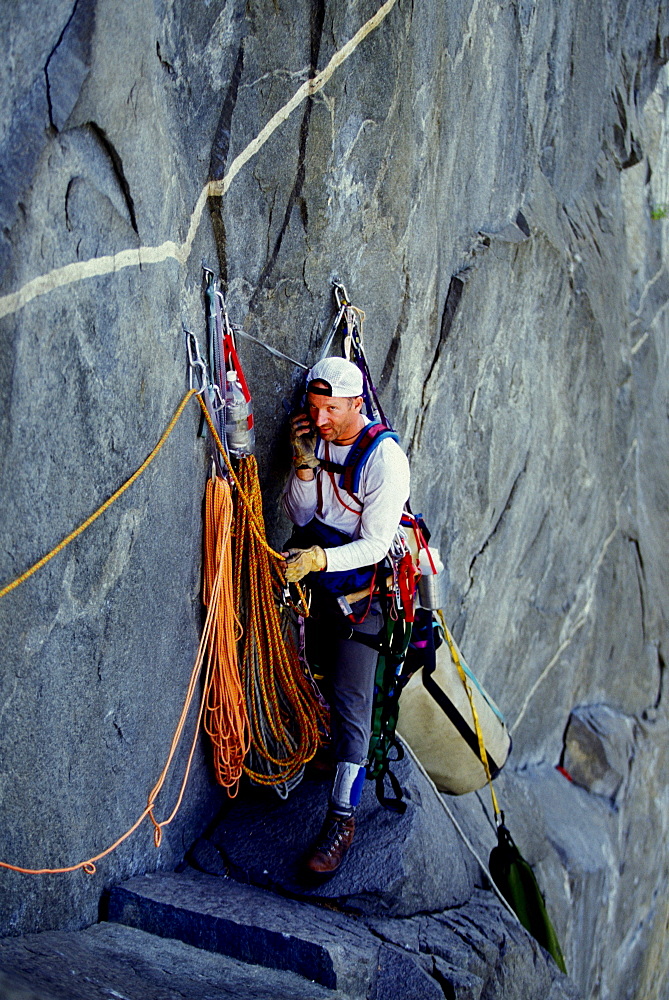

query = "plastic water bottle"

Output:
[[417, 546, 445, 610], [225, 370, 255, 456]]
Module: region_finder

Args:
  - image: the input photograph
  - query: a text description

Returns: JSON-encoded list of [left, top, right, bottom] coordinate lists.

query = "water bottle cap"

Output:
[[418, 547, 444, 574]]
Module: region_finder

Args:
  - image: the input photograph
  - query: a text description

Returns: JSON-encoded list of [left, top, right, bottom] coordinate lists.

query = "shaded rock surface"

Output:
[[203, 756, 477, 916], [108, 870, 376, 997], [1, 1, 669, 998], [104, 869, 579, 1000], [0, 920, 345, 1000]]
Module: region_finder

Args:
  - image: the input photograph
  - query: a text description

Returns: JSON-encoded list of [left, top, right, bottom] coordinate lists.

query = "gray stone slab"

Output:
[[0, 970, 45, 1000], [362, 915, 421, 955], [370, 944, 444, 1000], [361, 889, 582, 1000], [1, 0, 669, 994], [0, 921, 347, 1000], [436, 890, 582, 1000], [418, 915, 484, 976], [562, 704, 637, 801], [107, 869, 378, 998], [206, 755, 477, 916], [432, 958, 484, 1000]]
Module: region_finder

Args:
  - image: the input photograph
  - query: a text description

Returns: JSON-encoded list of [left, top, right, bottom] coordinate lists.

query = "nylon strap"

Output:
[[438, 611, 502, 823]]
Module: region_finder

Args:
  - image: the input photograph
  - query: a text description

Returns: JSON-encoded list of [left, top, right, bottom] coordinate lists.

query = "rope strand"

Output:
[[233, 455, 328, 787], [0, 389, 197, 601], [202, 476, 249, 793], [0, 388, 320, 872]]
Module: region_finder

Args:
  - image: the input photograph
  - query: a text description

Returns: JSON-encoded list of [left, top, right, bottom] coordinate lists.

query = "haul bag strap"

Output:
[[330, 618, 388, 653], [422, 634, 501, 776], [375, 750, 407, 814], [317, 422, 399, 496]]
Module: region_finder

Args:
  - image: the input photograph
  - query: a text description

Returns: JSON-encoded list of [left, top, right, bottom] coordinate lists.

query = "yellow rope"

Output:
[[0, 503, 227, 874], [232, 455, 326, 785], [0, 384, 318, 870], [195, 393, 309, 616], [0, 388, 309, 614], [438, 611, 502, 822], [0, 389, 197, 601]]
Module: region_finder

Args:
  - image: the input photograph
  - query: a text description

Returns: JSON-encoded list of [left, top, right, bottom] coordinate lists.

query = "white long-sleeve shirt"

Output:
[[283, 425, 410, 574]]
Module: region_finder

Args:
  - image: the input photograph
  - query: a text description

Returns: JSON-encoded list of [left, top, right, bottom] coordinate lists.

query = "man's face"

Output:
[[306, 391, 364, 444]]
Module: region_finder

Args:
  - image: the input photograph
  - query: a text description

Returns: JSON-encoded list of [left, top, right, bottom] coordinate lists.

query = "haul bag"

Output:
[[396, 623, 510, 794]]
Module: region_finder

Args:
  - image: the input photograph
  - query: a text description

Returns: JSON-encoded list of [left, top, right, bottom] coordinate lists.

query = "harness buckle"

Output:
[[337, 595, 353, 617]]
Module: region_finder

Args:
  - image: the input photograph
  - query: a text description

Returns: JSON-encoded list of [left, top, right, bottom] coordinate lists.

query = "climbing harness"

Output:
[[307, 284, 422, 810], [288, 518, 377, 603], [308, 284, 512, 816]]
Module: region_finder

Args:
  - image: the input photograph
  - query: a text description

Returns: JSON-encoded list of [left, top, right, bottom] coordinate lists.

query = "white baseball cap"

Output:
[[306, 357, 364, 398]]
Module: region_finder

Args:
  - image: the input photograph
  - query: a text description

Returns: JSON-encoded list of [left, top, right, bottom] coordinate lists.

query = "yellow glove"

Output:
[[290, 413, 319, 469], [283, 545, 327, 583]]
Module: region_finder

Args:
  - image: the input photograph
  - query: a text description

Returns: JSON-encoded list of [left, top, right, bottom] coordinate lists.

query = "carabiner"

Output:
[[333, 281, 350, 309], [184, 328, 208, 395], [209, 382, 225, 412]]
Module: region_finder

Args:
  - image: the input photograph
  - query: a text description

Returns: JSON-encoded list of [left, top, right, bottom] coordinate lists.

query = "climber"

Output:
[[282, 356, 410, 875]]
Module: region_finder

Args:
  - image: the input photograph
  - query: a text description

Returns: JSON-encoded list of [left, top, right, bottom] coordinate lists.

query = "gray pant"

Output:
[[307, 597, 383, 765]]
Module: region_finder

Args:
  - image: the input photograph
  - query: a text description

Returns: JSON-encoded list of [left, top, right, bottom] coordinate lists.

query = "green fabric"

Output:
[[489, 824, 568, 975], [367, 615, 412, 780]]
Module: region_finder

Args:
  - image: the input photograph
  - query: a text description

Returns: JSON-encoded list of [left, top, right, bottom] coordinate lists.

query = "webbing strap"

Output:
[[422, 660, 501, 776], [437, 613, 502, 821], [317, 423, 396, 507], [319, 459, 346, 474], [375, 748, 407, 814], [322, 442, 363, 515], [345, 426, 398, 495], [367, 574, 413, 808], [338, 625, 386, 652]]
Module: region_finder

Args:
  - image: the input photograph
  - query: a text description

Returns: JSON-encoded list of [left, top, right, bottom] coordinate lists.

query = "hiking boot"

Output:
[[304, 810, 355, 876]]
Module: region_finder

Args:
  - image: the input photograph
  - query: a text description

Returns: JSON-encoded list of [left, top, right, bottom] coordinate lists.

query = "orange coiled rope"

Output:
[[233, 455, 328, 789], [0, 394, 321, 874], [202, 475, 249, 792]]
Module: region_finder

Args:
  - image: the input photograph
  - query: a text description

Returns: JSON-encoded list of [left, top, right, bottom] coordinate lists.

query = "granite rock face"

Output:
[[1, 2, 669, 999], [0, 919, 349, 1000], [203, 755, 478, 916], [561, 704, 637, 802], [104, 870, 579, 1000]]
